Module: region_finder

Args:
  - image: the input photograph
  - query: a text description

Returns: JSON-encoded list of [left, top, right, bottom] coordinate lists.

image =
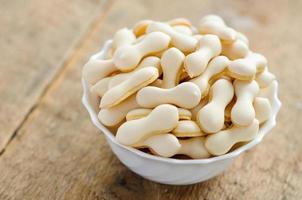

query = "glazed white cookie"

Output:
[[98, 95, 139, 126], [100, 67, 159, 108], [112, 28, 136, 50], [254, 97, 272, 123], [190, 56, 230, 97], [136, 82, 201, 109], [134, 133, 181, 158], [249, 52, 267, 73], [221, 30, 249, 60], [137, 134, 211, 159], [236, 31, 249, 46], [82, 59, 117, 84], [173, 25, 193, 35], [90, 77, 111, 98], [125, 108, 152, 120], [231, 80, 259, 126], [172, 120, 204, 137], [228, 52, 267, 80], [116, 104, 179, 145], [161, 47, 185, 88], [126, 107, 191, 121], [258, 81, 276, 103], [146, 22, 197, 52], [221, 39, 249, 60], [198, 15, 236, 41], [113, 32, 170, 71], [109, 56, 161, 88], [184, 34, 222, 78], [197, 79, 234, 133], [133, 18, 192, 37], [168, 18, 192, 27], [176, 108, 192, 120], [178, 137, 211, 159], [255, 68, 276, 88], [205, 119, 259, 155]]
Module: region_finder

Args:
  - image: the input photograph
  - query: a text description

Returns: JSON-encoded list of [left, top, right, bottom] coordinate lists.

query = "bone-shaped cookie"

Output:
[[134, 133, 181, 158], [197, 79, 234, 133], [136, 82, 201, 109], [161, 47, 185, 88], [82, 59, 117, 84], [198, 15, 236, 41], [109, 56, 161, 88], [138, 135, 210, 158], [221, 39, 249, 60], [100, 67, 159, 108], [176, 108, 192, 120], [205, 119, 259, 155], [98, 95, 139, 126], [221, 30, 249, 60], [190, 56, 230, 97], [133, 18, 192, 37], [172, 120, 204, 137], [184, 34, 222, 78], [248, 52, 267, 73], [255, 68, 276, 88], [126, 107, 191, 121], [146, 22, 197, 52], [116, 104, 179, 145], [113, 32, 170, 71], [254, 97, 272, 123], [112, 28, 136, 50], [228, 52, 267, 80], [178, 137, 211, 159], [258, 81, 276, 102], [231, 80, 259, 126], [236, 31, 249, 45], [90, 77, 111, 98], [173, 25, 193, 35], [168, 18, 192, 27]]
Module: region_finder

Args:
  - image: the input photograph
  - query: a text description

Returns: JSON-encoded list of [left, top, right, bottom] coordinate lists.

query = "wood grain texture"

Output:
[[0, 0, 110, 151], [0, 0, 302, 199]]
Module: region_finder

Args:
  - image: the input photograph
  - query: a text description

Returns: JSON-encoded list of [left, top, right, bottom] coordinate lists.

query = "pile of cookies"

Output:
[[83, 15, 276, 159]]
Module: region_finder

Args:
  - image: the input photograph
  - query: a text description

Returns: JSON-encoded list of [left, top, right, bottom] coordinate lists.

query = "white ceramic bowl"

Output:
[[82, 40, 282, 185]]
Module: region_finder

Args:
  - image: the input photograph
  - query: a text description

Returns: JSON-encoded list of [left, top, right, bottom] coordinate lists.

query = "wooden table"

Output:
[[1, 0, 301, 199]]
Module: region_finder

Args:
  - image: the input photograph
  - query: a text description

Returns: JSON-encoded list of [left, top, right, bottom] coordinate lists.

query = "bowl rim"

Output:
[[82, 39, 282, 164]]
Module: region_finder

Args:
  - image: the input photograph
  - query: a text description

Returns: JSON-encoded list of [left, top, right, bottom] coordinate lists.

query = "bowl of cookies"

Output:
[[82, 15, 281, 185]]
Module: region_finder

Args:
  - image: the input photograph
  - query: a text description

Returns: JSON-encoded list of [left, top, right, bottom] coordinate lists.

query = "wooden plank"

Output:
[[0, 0, 110, 151], [0, 0, 302, 199]]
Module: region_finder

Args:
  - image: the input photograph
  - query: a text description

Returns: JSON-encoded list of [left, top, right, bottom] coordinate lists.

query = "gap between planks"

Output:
[[0, 0, 116, 156]]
